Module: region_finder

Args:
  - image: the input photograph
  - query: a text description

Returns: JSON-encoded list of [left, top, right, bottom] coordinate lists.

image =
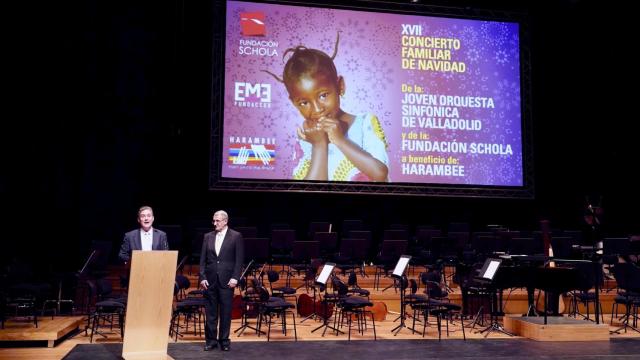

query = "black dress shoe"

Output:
[[221, 345, 230, 351], [204, 344, 218, 351]]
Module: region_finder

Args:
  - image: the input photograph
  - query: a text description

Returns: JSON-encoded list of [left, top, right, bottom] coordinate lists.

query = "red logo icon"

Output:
[[240, 12, 266, 36]]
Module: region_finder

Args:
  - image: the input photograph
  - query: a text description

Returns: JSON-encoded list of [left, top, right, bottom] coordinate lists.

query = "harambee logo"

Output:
[[228, 144, 275, 166], [228, 136, 276, 167]]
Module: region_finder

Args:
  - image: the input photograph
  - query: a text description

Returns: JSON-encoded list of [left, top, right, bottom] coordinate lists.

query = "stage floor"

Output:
[[1, 313, 639, 360], [62, 338, 640, 360]]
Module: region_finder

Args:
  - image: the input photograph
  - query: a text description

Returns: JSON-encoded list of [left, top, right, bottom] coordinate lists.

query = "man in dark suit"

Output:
[[199, 210, 244, 352], [118, 206, 169, 264]]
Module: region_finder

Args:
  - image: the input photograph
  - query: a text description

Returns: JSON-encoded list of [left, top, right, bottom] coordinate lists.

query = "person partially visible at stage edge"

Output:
[[118, 205, 169, 264], [199, 210, 244, 352], [582, 194, 604, 247], [264, 32, 389, 182]]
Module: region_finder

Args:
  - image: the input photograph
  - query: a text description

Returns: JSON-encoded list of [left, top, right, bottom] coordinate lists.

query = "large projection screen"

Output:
[[210, 0, 533, 198]]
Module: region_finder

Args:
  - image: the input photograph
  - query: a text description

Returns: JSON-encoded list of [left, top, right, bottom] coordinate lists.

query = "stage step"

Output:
[[0, 316, 84, 347]]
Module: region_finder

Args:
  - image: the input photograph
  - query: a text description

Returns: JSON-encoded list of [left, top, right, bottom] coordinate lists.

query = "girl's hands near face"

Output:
[[298, 119, 328, 145], [319, 116, 346, 145]]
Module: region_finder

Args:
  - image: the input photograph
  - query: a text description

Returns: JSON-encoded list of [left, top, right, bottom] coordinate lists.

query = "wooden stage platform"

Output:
[[1, 265, 636, 359], [0, 316, 84, 347], [504, 315, 610, 341]]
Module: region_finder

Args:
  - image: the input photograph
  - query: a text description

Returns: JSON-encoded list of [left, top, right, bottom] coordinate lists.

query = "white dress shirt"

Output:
[[215, 228, 227, 256], [141, 229, 153, 251]]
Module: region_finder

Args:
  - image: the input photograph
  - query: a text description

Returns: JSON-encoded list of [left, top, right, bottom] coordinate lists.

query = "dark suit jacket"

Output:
[[199, 228, 244, 287], [118, 228, 169, 263]]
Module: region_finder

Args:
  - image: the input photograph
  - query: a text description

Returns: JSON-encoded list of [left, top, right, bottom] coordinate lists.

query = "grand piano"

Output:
[[502, 255, 600, 324], [467, 255, 597, 326]]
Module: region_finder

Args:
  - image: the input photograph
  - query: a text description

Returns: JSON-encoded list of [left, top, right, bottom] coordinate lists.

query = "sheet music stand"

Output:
[[475, 258, 515, 337], [376, 240, 408, 291], [176, 255, 189, 275], [292, 241, 320, 290], [234, 260, 265, 336], [311, 262, 344, 336], [390, 255, 411, 335], [76, 250, 97, 315]]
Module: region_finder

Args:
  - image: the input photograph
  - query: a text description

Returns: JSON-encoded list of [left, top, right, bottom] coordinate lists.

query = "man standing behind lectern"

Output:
[[118, 206, 169, 264], [199, 210, 244, 352]]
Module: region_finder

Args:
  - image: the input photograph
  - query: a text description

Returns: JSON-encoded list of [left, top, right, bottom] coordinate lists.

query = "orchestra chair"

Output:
[[86, 278, 127, 342], [332, 276, 376, 340], [346, 231, 373, 275], [341, 219, 364, 239], [602, 237, 631, 291], [406, 278, 429, 335], [334, 238, 367, 276], [373, 240, 408, 290], [610, 263, 640, 334], [270, 229, 296, 273], [315, 231, 339, 260], [308, 221, 332, 240], [244, 237, 270, 273], [236, 226, 258, 238], [266, 270, 297, 303], [289, 240, 319, 277], [256, 285, 297, 341], [420, 269, 465, 339], [169, 282, 206, 341], [347, 271, 370, 299], [568, 261, 605, 323]]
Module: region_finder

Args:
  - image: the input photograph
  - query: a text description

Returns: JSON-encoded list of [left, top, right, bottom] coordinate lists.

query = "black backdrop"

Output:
[[4, 0, 637, 272]]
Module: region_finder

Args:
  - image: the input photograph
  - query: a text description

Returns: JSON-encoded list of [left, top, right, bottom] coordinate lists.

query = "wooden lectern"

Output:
[[122, 250, 178, 360]]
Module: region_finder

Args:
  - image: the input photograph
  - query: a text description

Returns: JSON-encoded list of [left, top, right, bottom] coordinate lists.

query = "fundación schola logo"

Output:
[[238, 11, 278, 57]]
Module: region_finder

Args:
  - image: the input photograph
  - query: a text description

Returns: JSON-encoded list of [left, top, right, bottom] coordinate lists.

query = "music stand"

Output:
[[234, 260, 265, 336], [475, 258, 515, 337], [176, 255, 188, 275], [76, 250, 97, 315], [390, 255, 411, 335], [311, 262, 344, 336], [292, 241, 320, 290], [335, 238, 364, 277], [376, 240, 408, 291]]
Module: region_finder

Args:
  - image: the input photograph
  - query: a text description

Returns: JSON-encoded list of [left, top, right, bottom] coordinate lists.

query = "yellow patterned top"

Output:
[[292, 113, 389, 181]]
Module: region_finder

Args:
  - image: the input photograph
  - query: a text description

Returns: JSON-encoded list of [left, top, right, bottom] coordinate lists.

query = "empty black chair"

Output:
[[244, 237, 270, 269], [170, 283, 206, 341], [347, 271, 370, 298], [87, 279, 126, 342], [550, 236, 578, 259], [309, 222, 332, 239], [374, 240, 408, 290], [610, 263, 640, 334], [420, 270, 465, 340], [266, 270, 297, 303], [236, 226, 258, 238], [256, 286, 297, 341], [315, 232, 339, 260], [332, 277, 376, 340], [341, 219, 364, 238], [567, 261, 604, 323], [270, 229, 296, 270]]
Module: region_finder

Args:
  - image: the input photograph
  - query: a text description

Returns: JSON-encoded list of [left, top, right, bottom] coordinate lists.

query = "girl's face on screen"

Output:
[[288, 73, 343, 124]]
